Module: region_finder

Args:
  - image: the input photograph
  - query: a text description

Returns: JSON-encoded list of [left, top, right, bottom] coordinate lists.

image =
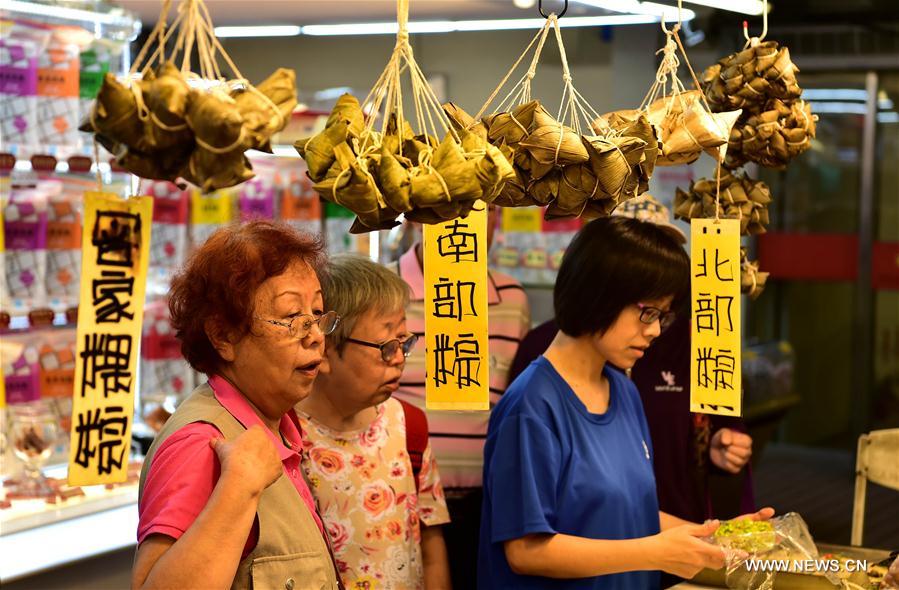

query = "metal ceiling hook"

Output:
[[538, 0, 568, 19]]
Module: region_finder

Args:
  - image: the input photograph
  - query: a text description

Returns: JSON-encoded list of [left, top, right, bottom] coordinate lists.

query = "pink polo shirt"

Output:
[[138, 375, 325, 557], [388, 247, 531, 489]]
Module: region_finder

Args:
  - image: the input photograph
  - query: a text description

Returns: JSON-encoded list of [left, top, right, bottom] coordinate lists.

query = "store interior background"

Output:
[[2, 0, 897, 588], [125, 0, 899, 549]]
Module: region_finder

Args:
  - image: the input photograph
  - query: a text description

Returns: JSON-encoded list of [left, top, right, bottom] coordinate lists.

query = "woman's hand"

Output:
[[882, 555, 899, 589], [210, 425, 283, 498], [731, 507, 776, 522], [710, 428, 753, 474], [649, 521, 727, 579]]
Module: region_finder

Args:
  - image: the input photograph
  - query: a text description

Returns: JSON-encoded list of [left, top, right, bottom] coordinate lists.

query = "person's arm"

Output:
[[503, 521, 726, 580], [660, 510, 695, 531], [415, 423, 452, 589], [421, 525, 451, 590], [132, 426, 283, 590]]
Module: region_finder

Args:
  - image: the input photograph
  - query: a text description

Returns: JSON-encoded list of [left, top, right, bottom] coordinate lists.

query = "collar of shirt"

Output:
[[207, 374, 302, 463], [399, 245, 501, 305]]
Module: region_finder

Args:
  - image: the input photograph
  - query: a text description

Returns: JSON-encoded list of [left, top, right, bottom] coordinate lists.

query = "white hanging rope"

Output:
[[473, 14, 602, 136], [358, 0, 460, 156], [124, 0, 285, 147]]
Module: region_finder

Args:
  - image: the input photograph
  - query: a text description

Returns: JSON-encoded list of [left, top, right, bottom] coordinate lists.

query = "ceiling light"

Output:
[[300, 12, 693, 36], [214, 25, 302, 38], [301, 21, 453, 35], [802, 89, 869, 101], [513, 0, 538, 8], [680, 0, 766, 16], [572, 0, 766, 16], [570, 1, 687, 22], [0, 0, 136, 27]]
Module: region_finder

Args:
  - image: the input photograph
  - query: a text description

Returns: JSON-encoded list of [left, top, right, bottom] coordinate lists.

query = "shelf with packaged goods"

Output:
[[0, 0, 140, 42], [0, 1, 140, 163], [0, 460, 140, 583]]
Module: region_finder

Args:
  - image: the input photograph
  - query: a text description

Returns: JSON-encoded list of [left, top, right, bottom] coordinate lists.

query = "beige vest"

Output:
[[139, 384, 341, 590]]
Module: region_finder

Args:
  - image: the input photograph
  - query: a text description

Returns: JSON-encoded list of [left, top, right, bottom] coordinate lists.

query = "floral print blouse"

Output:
[[298, 397, 451, 590]]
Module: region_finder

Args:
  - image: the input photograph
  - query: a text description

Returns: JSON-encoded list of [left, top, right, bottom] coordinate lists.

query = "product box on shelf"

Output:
[[78, 42, 112, 142], [190, 187, 236, 248], [145, 180, 190, 298], [0, 330, 41, 405], [239, 176, 276, 222], [35, 39, 81, 148], [277, 162, 322, 237], [493, 208, 581, 286], [45, 177, 87, 312], [3, 183, 49, 315], [139, 300, 195, 433], [0, 32, 43, 150], [325, 202, 359, 255]]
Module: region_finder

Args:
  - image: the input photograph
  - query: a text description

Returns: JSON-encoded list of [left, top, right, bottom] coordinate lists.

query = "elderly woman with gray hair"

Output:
[[296, 254, 452, 590]]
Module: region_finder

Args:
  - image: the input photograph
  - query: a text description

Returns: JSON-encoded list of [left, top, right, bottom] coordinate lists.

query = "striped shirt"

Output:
[[388, 247, 531, 489]]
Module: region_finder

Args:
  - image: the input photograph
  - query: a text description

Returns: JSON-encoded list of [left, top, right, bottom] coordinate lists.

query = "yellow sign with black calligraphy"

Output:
[[690, 218, 742, 417], [68, 192, 153, 485], [423, 208, 490, 411]]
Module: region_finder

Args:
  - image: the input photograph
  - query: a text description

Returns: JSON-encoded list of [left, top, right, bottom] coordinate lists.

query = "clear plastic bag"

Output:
[[709, 512, 845, 590]]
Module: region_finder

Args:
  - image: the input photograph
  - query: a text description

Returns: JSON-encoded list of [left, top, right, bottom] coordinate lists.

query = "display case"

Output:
[[0, 2, 142, 582]]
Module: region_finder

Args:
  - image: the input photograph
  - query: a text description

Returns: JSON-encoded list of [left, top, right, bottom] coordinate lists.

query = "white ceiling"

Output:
[[118, 0, 615, 27]]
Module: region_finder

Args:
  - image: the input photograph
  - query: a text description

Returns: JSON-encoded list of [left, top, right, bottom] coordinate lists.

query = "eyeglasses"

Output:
[[345, 333, 419, 363], [636, 303, 676, 332], [255, 310, 341, 339]]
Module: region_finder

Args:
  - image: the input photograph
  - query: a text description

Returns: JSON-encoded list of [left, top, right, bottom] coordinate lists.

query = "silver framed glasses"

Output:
[[255, 310, 341, 339], [345, 333, 419, 363], [636, 303, 676, 332]]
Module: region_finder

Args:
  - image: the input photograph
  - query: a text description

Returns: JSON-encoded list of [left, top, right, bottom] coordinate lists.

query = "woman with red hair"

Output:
[[133, 221, 343, 590]]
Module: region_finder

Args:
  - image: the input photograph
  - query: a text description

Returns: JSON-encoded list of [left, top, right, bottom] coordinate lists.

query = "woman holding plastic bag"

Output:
[[478, 217, 773, 590]]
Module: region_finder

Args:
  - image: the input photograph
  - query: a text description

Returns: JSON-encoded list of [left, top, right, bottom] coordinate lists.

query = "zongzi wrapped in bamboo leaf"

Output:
[[187, 88, 245, 152], [327, 93, 366, 138], [528, 170, 561, 205], [583, 136, 629, 199], [296, 118, 350, 181], [183, 148, 255, 193], [378, 147, 413, 212], [520, 109, 589, 166], [79, 73, 146, 149], [145, 61, 190, 127], [234, 68, 297, 150], [349, 205, 401, 233], [329, 143, 384, 226]]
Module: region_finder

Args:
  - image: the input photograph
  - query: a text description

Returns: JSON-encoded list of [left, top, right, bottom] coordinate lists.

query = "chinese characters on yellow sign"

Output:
[[424, 208, 489, 411], [68, 192, 153, 485], [690, 218, 742, 417]]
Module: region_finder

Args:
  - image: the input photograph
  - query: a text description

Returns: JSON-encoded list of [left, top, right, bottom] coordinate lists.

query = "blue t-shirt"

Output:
[[478, 356, 662, 590]]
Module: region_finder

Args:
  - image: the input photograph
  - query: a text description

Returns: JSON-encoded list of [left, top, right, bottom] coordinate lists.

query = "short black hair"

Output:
[[554, 216, 689, 337]]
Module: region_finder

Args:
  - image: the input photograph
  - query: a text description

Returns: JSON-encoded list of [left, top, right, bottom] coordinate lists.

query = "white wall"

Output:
[[218, 24, 679, 117]]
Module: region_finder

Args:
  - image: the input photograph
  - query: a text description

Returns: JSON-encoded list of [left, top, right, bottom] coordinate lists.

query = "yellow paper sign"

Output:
[[191, 188, 233, 225], [501, 207, 542, 233], [423, 208, 490, 411], [690, 218, 742, 417], [68, 192, 153, 485]]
